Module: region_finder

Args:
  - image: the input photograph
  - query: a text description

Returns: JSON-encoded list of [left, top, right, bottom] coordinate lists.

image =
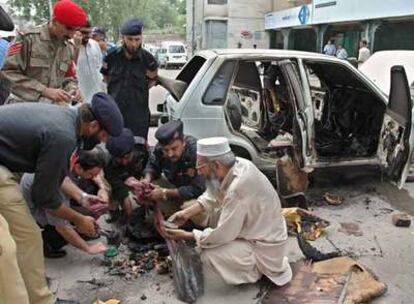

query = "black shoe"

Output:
[[55, 299, 80, 304], [44, 246, 67, 259]]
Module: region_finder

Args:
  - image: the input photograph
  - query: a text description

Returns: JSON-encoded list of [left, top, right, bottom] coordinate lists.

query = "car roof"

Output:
[[196, 48, 346, 62]]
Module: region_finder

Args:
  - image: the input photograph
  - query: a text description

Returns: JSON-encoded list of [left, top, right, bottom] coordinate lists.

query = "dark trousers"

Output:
[[42, 225, 68, 251]]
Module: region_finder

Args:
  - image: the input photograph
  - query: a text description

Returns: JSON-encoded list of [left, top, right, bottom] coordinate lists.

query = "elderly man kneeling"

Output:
[[165, 137, 292, 286]]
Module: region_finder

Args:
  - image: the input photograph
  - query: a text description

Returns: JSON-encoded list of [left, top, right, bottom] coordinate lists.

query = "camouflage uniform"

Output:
[[0, 23, 78, 104]]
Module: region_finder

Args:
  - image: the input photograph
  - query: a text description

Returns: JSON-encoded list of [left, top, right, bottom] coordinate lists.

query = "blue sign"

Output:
[[298, 5, 310, 25]]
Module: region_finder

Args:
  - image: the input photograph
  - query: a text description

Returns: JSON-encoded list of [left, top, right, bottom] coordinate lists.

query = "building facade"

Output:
[[265, 0, 414, 57], [187, 0, 272, 56]]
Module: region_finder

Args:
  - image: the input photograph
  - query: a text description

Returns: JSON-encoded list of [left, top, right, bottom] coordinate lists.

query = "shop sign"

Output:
[[313, 0, 414, 24], [265, 4, 312, 30]]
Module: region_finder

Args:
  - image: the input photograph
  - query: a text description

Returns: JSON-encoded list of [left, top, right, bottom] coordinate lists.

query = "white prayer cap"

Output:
[[197, 137, 231, 157]]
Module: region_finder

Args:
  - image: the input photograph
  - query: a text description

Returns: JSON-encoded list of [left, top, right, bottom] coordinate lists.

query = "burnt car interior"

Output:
[[225, 60, 296, 155], [304, 61, 387, 160]]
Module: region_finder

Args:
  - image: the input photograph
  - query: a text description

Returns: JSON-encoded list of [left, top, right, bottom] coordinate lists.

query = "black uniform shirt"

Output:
[[101, 46, 157, 138], [144, 136, 206, 200], [0, 103, 80, 209]]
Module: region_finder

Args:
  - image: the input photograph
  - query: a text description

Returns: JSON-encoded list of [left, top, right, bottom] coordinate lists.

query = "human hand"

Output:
[[74, 215, 97, 236], [71, 88, 83, 104], [42, 87, 71, 103], [164, 228, 194, 240], [97, 189, 109, 204], [168, 210, 189, 227], [149, 187, 166, 201], [87, 242, 107, 254]]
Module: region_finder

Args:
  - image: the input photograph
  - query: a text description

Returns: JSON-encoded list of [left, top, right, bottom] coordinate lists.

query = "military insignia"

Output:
[[6, 41, 23, 56], [186, 168, 196, 177], [65, 60, 75, 77]]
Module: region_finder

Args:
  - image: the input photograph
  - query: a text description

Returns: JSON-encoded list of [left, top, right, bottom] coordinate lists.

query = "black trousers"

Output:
[[42, 225, 68, 251]]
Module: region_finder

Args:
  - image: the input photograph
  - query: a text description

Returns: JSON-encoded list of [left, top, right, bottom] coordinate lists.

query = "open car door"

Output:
[[279, 60, 313, 167], [377, 66, 414, 188]]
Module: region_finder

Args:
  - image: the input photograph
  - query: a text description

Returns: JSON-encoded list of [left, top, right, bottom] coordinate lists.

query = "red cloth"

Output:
[[53, 0, 87, 28]]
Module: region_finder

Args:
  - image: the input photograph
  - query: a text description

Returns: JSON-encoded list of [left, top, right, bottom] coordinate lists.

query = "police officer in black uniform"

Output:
[[101, 18, 158, 139], [143, 120, 206, 215], [105, 128, 149, 221]]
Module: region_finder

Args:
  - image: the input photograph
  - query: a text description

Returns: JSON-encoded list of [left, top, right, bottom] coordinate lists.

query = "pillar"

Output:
[[281, 29, 291, 50], [314, 24, 328, 53]]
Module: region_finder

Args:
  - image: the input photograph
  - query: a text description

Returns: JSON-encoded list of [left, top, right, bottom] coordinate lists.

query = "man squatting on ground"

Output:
[[0, 93, 124, 304], [20, 149, 109, 258], [165, 137, 293, 286]]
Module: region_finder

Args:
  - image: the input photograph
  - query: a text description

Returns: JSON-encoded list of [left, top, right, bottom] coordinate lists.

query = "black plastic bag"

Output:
[[169, 240, 204, 303]]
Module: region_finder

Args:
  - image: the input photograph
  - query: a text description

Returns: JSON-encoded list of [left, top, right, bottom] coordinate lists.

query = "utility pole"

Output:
[[48, 0, 53, 19]]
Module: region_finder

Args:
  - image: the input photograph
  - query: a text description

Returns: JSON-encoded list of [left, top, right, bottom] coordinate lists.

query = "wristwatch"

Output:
[[162, 189, 168, 201]]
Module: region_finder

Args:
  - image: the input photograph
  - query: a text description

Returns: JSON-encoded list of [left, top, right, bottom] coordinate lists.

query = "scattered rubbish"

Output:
[[104, 245, 119, 258], [324, 192, 344, 206], [392, 212, 411, 227], [77, 278, 107, 287], [140, 294, 147, 301], [296, 234, 341, 262], [100, 230, 121, 248], [276, 155, 309, 196], [282, 207, 330, 241], [262, 257, 387, 304], [339, 222, 363, 237], [94, 299, 120, 304]]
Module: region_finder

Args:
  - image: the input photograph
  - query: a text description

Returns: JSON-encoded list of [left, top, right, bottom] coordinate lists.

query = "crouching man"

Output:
[[142, 120, 205, 217], [166, 137, 292, 286]]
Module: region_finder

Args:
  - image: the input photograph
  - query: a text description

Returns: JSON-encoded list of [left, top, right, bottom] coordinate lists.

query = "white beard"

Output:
[[206, 174, 221, 199]]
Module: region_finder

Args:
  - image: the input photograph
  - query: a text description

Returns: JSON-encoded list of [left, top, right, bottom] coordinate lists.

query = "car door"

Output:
[[279, 60, 313, 167], [377, 65, 414, 188]]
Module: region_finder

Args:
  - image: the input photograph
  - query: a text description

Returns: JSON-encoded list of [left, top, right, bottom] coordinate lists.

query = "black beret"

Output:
[[106, 128, 135, 157], [120, 18, 143, 35], [91, 93, 124, 137], [155, 120, 183, 145]]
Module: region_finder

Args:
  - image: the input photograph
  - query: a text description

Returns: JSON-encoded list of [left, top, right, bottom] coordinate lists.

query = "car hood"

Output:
[[157, 75, 187, 101], [360, 51, 414, 96]]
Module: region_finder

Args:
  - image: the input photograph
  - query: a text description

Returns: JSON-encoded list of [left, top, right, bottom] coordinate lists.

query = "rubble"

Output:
[[324, 192, 344, 206], [392, 212, 411, 227], [282, 207, 330, 241], [338, 222, 363, 237]]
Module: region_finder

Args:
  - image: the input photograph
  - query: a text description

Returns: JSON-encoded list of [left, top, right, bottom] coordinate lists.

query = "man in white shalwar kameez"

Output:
[[165, 137, 292, 286]]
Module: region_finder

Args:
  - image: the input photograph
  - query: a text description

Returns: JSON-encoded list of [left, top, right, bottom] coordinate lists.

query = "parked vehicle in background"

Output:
[[157, 49, 414, 189], [143, 43, 159, 57], [157, 41, 187, 69], [360, 50, 414, 98]]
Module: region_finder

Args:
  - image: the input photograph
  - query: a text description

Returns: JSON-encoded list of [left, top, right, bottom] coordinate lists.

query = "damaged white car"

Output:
[[157, 49, 414, 191]]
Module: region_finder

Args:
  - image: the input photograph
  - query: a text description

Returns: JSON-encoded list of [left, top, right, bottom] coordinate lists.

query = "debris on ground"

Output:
[[262, 257, 387, 304], [282, 207, 330, 240], [94, 299, 120, 304], [324, 192, 345, 206], [77, 278, 108, 288], [296, 234, 341, 262], [392, 212, 411, 227], [338, 222, 363, 237]]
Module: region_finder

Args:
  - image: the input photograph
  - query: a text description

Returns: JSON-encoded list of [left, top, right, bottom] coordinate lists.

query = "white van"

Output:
[[158, 41, 187, 69]]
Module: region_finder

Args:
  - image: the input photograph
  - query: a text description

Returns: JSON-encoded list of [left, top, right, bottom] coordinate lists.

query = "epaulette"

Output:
[[105, 46, 121, 58], [19, 25, 42, 36]]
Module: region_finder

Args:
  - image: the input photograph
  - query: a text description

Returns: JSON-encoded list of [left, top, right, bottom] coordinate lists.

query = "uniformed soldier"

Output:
[[101, 17, 158, 139], [105, 128, 149, 221], [0, 93, 123, 304], [0, 0, 87, 105], [143, 120, 206, 216]]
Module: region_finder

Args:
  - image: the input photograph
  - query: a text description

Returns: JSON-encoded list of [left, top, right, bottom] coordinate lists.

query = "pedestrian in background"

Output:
[[0, 0, 86, 105], [323, 39, 336, 56], [102, 17, 158, 139], [358, 39, 371, 67], [336, 44, 348, 60], [75, 20, 106, 103]]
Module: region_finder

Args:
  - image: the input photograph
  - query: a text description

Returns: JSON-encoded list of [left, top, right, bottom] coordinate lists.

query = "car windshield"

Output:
[[169, 45, 185, 53]]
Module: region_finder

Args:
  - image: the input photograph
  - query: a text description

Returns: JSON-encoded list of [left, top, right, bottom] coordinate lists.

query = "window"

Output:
[[205, 20, 227, 49], [169, 45, 185, 53], [207, 0, 227, 4], [203, 61, 236, 105]]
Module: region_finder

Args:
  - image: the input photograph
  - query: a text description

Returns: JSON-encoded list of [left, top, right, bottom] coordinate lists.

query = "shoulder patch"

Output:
[[6, 41, 23, 56]]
